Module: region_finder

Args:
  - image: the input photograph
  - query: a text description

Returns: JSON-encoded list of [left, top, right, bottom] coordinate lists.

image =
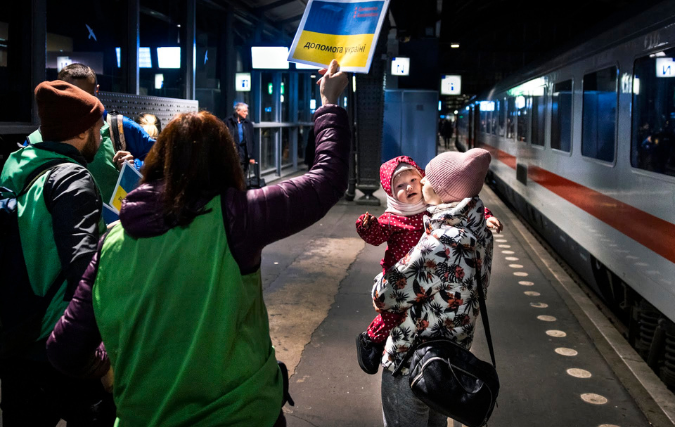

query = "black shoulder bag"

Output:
[[397, 258, 500, 427]]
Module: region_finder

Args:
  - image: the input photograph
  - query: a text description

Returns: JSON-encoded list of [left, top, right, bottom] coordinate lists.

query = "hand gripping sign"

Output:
[[288, 0, 390, 73]]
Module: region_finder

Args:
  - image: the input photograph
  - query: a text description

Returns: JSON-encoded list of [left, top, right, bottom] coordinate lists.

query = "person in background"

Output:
[[25, 64, 156, 203], [0, 81, 115, 426], [46, 60, 349, 427], [137, 113, 162, 138], [225, 102, 256, 175]]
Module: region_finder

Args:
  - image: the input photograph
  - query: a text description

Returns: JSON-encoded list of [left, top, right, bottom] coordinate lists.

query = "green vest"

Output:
[[28, 124, 119, 204], [0, 145, 78, 340], [93, 196, 282, 427]]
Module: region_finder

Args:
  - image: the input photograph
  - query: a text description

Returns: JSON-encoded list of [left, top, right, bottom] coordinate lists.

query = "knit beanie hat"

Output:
[[425, 148, 491, 203], [35, 80, 104, 142], [379, 155, 425, 196]]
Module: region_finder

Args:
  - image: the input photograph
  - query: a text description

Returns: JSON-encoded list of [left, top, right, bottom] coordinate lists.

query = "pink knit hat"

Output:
[[425, 149, 491, 202], [379, 156, 425, 196]]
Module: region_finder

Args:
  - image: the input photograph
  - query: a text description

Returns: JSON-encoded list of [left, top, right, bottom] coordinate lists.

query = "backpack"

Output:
[[106, 111, 127, 152], [0, 160, 68, 359]]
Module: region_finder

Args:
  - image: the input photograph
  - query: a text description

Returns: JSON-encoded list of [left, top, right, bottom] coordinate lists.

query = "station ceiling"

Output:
[[207, 0, 667, 100]]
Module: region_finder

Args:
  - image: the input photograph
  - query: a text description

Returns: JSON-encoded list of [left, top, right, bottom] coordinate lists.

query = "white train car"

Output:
[[459, 2, 675, 366]]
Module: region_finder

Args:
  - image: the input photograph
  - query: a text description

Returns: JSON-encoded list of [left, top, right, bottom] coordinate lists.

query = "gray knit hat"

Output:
[[425, 149, 491, 203]]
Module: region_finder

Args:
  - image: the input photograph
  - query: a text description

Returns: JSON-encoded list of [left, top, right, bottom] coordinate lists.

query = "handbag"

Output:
[[398, 261, 499, 427]]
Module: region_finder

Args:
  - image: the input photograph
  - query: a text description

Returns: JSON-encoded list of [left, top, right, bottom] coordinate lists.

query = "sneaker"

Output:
[[355, 332, 383, 375]]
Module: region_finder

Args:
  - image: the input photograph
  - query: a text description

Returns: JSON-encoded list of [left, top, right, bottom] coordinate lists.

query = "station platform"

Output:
[[260, 183, 668, 427]]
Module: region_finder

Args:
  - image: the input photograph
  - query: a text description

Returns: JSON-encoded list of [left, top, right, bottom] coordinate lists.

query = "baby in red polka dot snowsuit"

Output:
[[355, 156, 497, 374]]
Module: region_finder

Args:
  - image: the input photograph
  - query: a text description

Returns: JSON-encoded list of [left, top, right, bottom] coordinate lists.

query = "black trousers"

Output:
[[0, 357, 116, 427]]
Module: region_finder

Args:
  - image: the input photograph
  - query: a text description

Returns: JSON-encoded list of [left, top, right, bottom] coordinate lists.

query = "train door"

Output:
[[473, 104, 482, 149]]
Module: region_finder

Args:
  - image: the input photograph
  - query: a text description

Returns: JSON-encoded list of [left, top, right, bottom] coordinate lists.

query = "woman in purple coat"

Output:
[[46, 60, 349, 427]]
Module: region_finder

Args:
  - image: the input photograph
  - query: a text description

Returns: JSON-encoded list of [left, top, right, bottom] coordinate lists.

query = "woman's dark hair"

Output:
[[141, 111, 245, 226]]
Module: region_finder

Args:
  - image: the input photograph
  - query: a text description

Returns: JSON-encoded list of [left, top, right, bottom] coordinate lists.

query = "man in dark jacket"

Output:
[[225, 102, 256, 175], [0, 81, 115, 426]]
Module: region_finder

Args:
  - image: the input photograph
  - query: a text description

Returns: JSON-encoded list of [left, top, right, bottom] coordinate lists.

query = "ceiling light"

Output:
[[451, 43, 460, 49]]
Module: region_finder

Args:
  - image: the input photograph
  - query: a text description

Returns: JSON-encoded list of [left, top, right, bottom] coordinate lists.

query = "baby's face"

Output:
[[393, 170, 423, 204]]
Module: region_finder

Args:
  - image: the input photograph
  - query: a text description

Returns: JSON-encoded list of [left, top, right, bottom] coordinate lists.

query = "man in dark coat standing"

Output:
[[225, 102, 255, 175]]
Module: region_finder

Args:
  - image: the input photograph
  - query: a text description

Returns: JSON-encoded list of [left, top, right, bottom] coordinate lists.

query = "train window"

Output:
[[480, 108, 488, 133], [631, 50, 675, 176], [551, 80, 573, 152], [486, 110, 492, 134], [516, 96, 528, 142], [582, 66, 617, 162], [531, 89, 546, 146], [493, 100, 500, 135], [507, 98, 516, 139]]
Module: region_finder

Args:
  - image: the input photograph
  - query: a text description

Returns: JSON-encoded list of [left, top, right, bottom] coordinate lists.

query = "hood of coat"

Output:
[[424, 196, 488, 238], [119, 182, 172, 238], [379, 155, 425, 196]]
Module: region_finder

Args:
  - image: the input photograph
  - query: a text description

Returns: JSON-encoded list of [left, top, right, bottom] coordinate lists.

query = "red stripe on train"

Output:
[[479, 142, 675, 264]]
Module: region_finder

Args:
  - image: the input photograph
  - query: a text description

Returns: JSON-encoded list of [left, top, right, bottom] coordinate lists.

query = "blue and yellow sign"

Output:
[[109, 162, 143, 211], [288, 0, 390, 73]]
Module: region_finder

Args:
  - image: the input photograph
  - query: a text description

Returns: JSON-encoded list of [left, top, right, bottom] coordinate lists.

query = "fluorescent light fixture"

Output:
[[352, 75, 356, 92], [296, 62, 320, 69], [441, 75, 462, 95], [281, 95, 285, 103], [310, 99, 317, 110], [479, 101, 495, 112], [466, 106, 470, 111], [116, 47, 121, 68], [391, 57, 410, 76], [650, 52, 666, 58], [508, 77, 546, 96], [515, 96, 526, 109], [251, 46, 290, 69], [343, 96, 347, 107], [235, 73, 251, 92], [154, 74, 164, 89], [454, 110, 458, 115], [656, 57, 675, 78], [633, 77, 640, 95], [438, 100, 442, 111], [451, 43, 460, 48], [139, 47, 152, 68], [157, 47, 181, 69]]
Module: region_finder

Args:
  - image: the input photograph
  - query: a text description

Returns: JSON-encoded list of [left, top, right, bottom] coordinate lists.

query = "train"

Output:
[[455, 2, 675, 383]]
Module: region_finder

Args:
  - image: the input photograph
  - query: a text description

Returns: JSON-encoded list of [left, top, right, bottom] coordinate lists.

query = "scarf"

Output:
[[384, 194, 428, 216]]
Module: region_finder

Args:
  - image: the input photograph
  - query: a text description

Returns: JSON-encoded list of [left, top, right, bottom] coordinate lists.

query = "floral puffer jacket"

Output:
[[372, 196, 494, 373]]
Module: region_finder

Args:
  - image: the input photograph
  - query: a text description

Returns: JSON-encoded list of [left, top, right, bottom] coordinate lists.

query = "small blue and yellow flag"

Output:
[[109, 162, 143, 211], [288, 0, 390, 73]]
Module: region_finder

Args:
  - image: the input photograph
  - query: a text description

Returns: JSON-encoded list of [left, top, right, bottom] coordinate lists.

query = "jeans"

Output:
[[381, 369, 447, 427]]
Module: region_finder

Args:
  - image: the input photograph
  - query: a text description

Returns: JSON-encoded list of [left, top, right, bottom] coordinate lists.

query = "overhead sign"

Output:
[[656, 57, 675, 78], [441, 75, 461, 95], [391, 57, 409, 76], [288, 0, 391, 73], [236, 73, 251, 92]]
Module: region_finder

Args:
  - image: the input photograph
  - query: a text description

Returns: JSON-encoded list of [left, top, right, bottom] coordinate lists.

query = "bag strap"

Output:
[[475, 253, 497, 369], [108, 113, 127, 152]]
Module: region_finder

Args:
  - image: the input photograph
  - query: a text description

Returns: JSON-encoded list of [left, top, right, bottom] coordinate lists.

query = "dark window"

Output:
[[582, 66, 617, 162], [506, 98, 516, 139], [498, 99, 506, 136], [551, 80, 573, 152], [516, 97, 527, 142], [631, 49, 675, 176], [486, 109, 492, 134], [531, 89, 546, 146], [0, 2, 32, 122], [480, 108, 488, 133], [492, 100, 500, 135]]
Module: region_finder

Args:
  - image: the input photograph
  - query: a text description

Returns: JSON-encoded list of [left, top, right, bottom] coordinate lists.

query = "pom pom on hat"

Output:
[[425, 148, 491, 203]]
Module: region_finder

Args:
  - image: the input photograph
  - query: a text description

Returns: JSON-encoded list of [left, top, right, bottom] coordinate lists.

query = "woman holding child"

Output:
[[370, 149, 495, 426]]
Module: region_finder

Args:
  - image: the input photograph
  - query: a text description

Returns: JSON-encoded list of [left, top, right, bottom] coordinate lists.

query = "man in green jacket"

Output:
[[0, 81, 115, 426]]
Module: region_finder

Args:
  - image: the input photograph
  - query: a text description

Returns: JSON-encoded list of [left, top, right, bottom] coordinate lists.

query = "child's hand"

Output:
[[359, 212, 375, 229], [487, 217, 503, 233]]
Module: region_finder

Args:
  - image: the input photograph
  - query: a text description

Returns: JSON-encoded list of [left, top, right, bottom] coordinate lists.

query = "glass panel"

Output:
[[46, 0, 127, 95], [139, 0, 185, 98], [0, 2, 32, 122], [298, 74, 310, 122], [298, 126, 306, 163], [261, 72, 275, 122], [582, 66, 617, 162], [506, 98, 516, 139], [517, 97, 528, 142], [480, 109, 487, 133], [631, 50, 675, 175], [281, 127, 291, 167], [281, 73, 289, 122], [195, 3, 221, 117], [260, 128, 276, 171], [531, 89, 546, 146], [551, 80, 572, 152]]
